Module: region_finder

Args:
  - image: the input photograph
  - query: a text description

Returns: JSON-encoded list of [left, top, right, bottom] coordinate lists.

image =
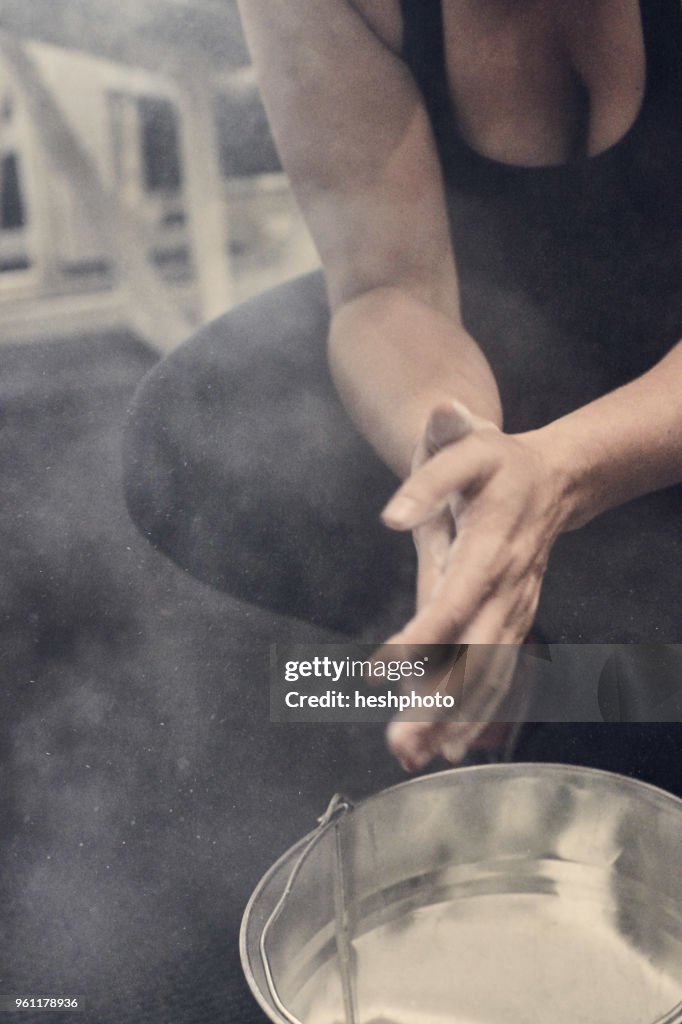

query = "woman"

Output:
[[124, 0, 682, 778]]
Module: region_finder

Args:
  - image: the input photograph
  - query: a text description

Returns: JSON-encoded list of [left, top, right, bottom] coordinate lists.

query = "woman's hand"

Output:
[[378, 399, 574, 769], [384, 400, 572, 646]]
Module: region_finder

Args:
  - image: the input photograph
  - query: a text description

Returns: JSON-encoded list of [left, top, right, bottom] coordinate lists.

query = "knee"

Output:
[[121, 271, 330, 582], [122, 341, 194, 562]]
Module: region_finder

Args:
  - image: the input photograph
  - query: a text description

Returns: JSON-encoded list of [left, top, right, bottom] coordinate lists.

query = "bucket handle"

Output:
[[259, 793, 357, 1024]]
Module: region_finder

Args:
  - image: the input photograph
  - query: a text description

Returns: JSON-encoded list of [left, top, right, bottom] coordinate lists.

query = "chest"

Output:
[[440, 0, 647, 165], [359, 0, 649, 166]]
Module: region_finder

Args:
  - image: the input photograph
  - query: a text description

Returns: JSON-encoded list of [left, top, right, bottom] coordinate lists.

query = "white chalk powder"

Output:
[[294, 893, 682, 1024]]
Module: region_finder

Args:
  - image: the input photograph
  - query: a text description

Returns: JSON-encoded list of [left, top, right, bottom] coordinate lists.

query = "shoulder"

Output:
[[238, 0, 404, 56]]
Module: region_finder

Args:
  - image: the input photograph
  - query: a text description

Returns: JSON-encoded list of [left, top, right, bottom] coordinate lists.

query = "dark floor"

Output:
[[1, 329, 681, 1024], [0, 331, 405, 1024]]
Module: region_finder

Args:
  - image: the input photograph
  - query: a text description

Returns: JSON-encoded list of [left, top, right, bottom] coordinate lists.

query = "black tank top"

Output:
[[398, 0, 682, 430], [399, 0, 682, 179]]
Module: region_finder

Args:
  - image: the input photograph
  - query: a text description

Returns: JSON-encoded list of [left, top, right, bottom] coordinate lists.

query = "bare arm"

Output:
[[237, 0, 501, 477], [238, 0, 682, 770], [533, 338, 682, 529]]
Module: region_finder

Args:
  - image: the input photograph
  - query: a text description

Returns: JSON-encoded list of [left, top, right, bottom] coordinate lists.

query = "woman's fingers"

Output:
[[427, 645, 520, 766], [383, 435, 499, 530], [380, 412, 556, 773], [385, 644, 521, 770], [457, 575, 541, 644], [386, 719, 444, 772], [414, 510, 453, 608], [388, 524, 514, 648], [451, 660, 519, 747], [438, 722, 480, 765], [393, 491, 547, 649], [388, 718, 510, 771]]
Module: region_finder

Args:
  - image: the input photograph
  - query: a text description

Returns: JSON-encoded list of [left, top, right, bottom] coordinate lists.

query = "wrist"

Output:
[[520, 424, 598, 532]]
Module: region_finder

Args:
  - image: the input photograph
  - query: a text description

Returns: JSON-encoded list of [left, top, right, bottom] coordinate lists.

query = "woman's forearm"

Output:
[[331, 282, 681, 534], [328, 286, 502, 478], [527, 338, 682, 530]]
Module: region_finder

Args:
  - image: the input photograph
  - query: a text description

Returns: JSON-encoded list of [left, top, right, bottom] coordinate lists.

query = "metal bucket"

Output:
[[241, 764, 682, 1024]]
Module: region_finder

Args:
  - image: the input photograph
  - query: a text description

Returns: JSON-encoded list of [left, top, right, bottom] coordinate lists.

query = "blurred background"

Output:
[[0, 5, 402, 1023], [0, 0, 318, 346]]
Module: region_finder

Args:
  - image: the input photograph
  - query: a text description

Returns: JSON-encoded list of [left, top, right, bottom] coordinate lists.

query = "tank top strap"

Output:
[[640, 0, 682, 96], [399, 0, 452, 143], [399, 0, 442, 69]]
